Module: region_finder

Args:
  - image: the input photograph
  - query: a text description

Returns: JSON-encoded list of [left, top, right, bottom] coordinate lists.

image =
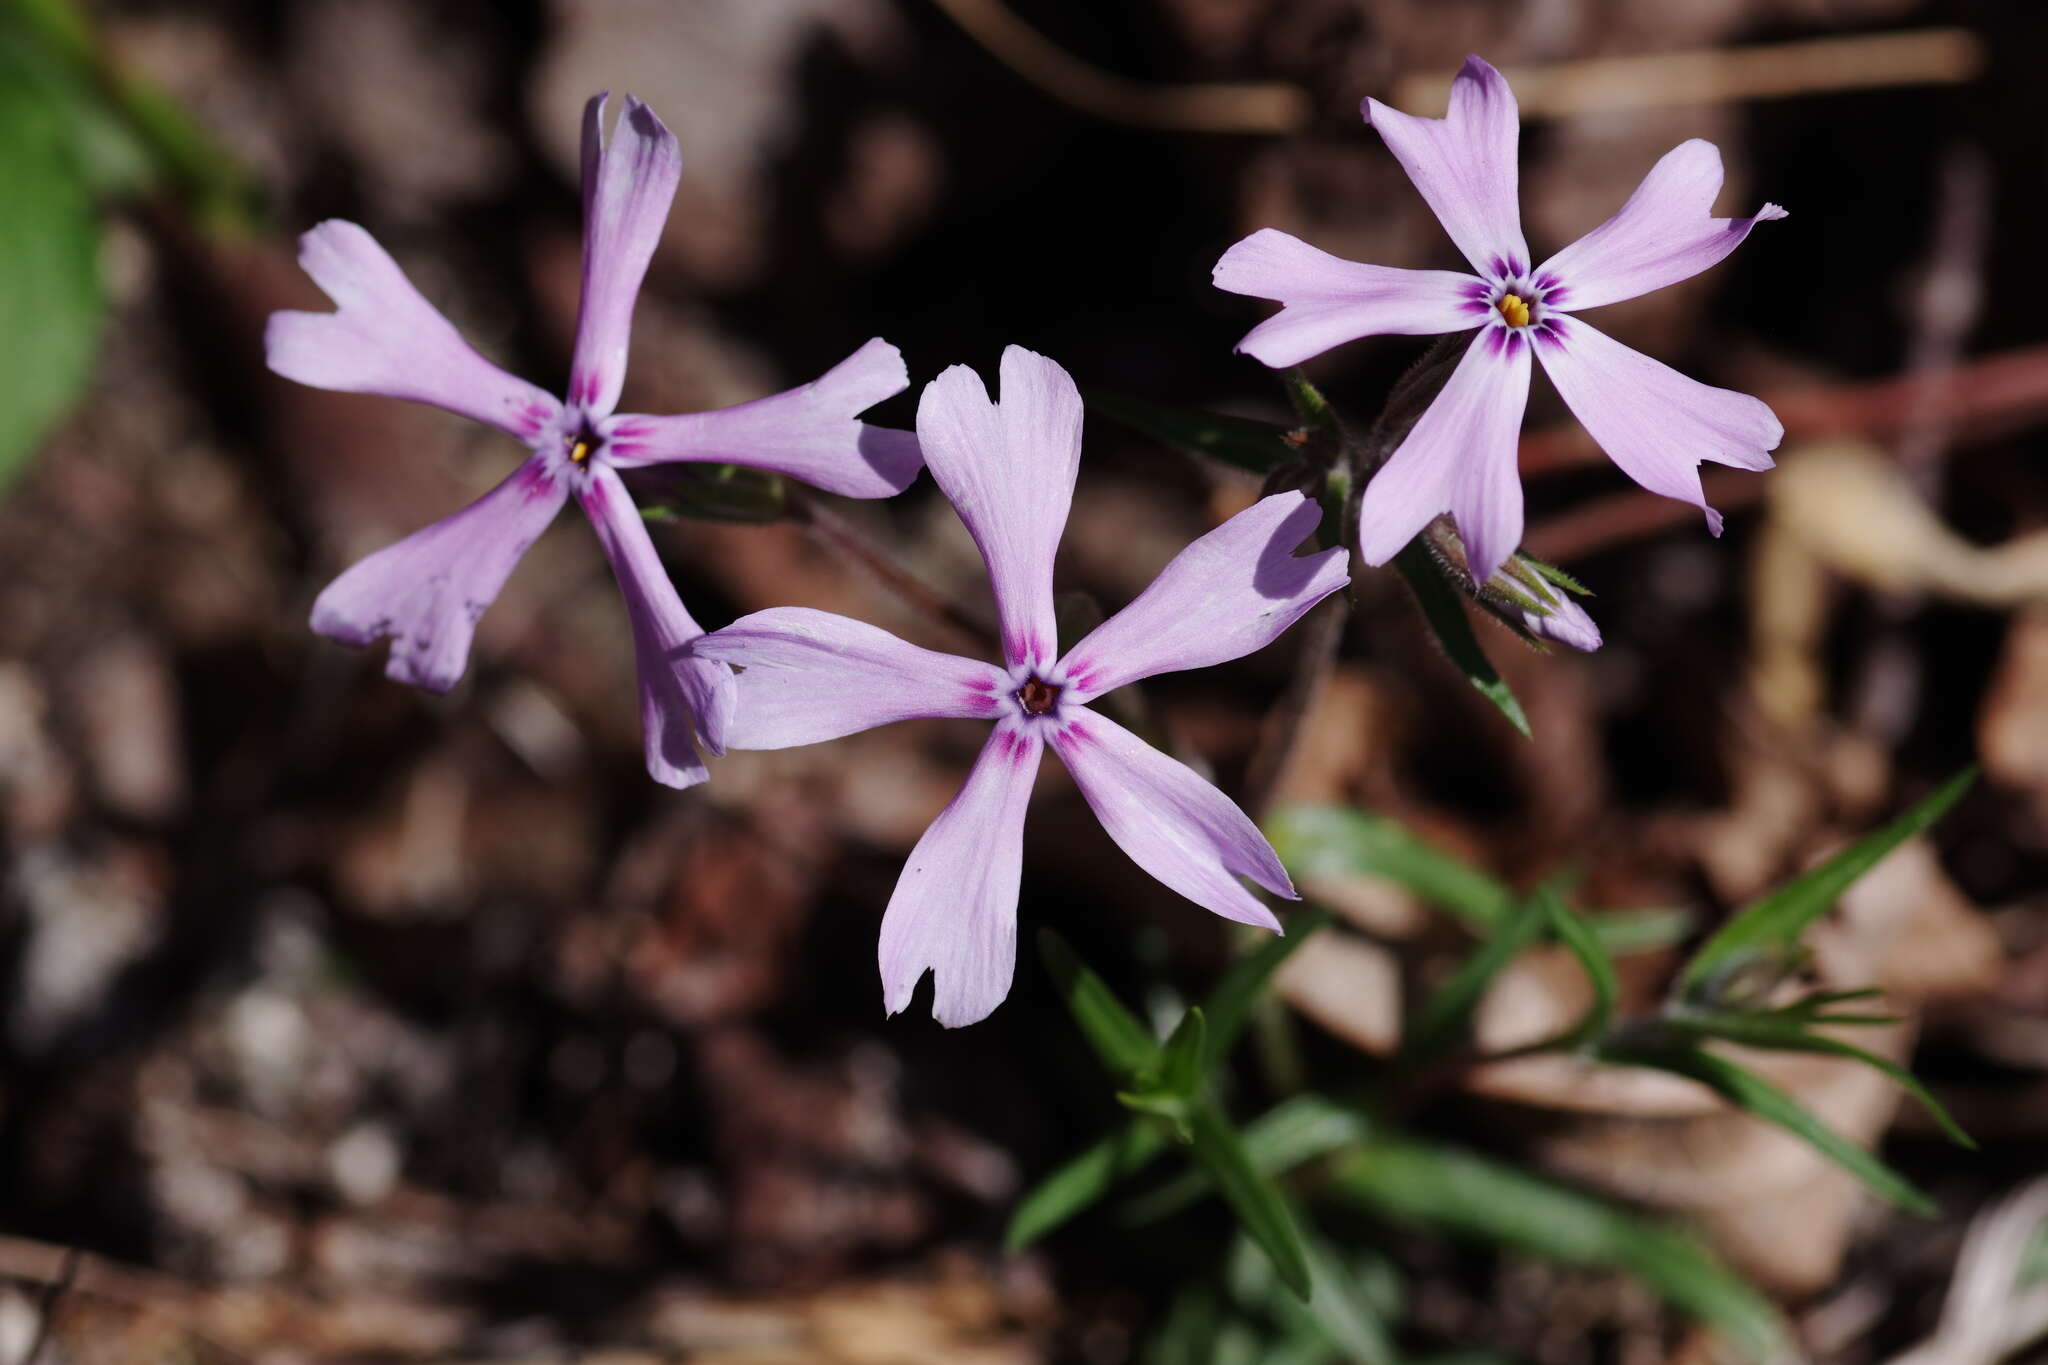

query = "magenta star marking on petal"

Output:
[[266, 93, 925, 788], [1213, 55, 1786, 581], [695, 347, 1351, 1026]]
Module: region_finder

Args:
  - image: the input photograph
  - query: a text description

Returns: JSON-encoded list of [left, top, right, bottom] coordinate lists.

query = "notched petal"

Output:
[[311, 457, 568, 693], [267, 220, 560, 439]]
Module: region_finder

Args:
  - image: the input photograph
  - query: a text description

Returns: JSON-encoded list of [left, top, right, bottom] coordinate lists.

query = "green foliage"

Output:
[[1679, 769, 1976, 1001], [1037, 929, 1159, 1080], [1401, 889, 1551, 1067], [0, 0, 259, 491], [0, 65, 101, 489], [1600, 1037, 1936, 1215], [1329, 1138, 1787, 1360], [636, 464, 788, 522], [1393, 541, 1531, 736], [1667, 1003, 1972, 1147], [1122, 1095, 1370, 1226], [1086, 388, 1302, 475], [1005, 1122, 1170, 1252], [1263, 805, 1513, 931], [1542, 889, 1619, 1052], [1200, 910, 1332, 1071]]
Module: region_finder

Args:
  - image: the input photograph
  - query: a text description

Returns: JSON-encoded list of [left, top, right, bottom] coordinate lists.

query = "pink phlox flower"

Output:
[[1214, 56, 1786, 582], [267, 94, 922, 789], [694, 346, 1350, 1026]]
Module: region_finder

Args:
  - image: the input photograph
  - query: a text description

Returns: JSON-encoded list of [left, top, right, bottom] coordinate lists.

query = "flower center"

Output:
[[1496, 293, 1531, 328], [1016, 677, 1061, 715], [570, 438, 595, 464]]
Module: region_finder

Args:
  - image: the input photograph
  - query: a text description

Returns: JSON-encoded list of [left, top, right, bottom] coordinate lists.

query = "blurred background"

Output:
[[1, 0, 2046, 1360]]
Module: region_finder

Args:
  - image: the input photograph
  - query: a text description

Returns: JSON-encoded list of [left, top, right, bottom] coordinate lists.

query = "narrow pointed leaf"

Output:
[[1005, 1120, 1170, 1251], [1586, 907, 1695, 955], [1680, 769, 1975, 998], [1157, 1007, 1208, 1100], [1403, 890, 1551, 1066], [1543, 890, 1618, 1050], [1329, 1139, 1786, 1361], [1394, 541, 1530, 737], [1039, 929, 1159, 1082], [1122, 1093, 1371, 1225], [1671, 1014, 1973, 1148], [1264, 805, 1513, 930], [1187, 1102, 1312, 1299], [1201, 910, 1333, 1070], [1086, 388, 1300, 475], [1603, 1040, 1936, 1215]]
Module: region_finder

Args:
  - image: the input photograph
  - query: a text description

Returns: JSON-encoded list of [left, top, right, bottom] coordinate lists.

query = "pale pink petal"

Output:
[[693, 607, 1009, 749], [266, 221, 560, 440], [1363, 56, 1531, 279], [1534, 316, 1780, 536], [1213, 228, 1485, 367], [1060, 492, 1348, 704], [1049, 708, 1289, 931], [578, 465, 733, 787], [1535, 140, 1785, 313], [602, 338, 920, 497], [311, 456, 567, 693], [1357, 327, 1533, 582], [1521, 593, 1602, 652], [880, 721, 1043, 1027], [916, 346, 1081, 672], [567, 94, 682, 418]]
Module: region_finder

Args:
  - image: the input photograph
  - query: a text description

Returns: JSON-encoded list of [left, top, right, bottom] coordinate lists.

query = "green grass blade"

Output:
[[1038, 929, 1159, 1082], [1329, 1139, 1786, 1361], [1121, 1094, 1371, 1225], [1264, 805, 1513, 930], [1403, 890, 1550, 1066], [1680, 769, 1975, 998], [1005, 1120, 1170, 1251], [1543, 890, 1618, 1050], [1603, 1041, 1936, 1215], [1187, 1102, 1313, 1299], [1393, 541, 1530, 737], [1200, 910, 1332, 1071]]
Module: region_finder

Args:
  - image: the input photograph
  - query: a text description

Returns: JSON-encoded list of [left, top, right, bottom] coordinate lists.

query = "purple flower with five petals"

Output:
[[695, 347, 1350, 1026], [1214, 56, 1785, 583], [267, 94, 921, 788]]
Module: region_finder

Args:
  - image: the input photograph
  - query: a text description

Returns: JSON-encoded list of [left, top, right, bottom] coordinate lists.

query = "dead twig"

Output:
[[1520, 343, 2048, 480], [924, 0, 1310, 133], [1394, 29, 1985, 119]]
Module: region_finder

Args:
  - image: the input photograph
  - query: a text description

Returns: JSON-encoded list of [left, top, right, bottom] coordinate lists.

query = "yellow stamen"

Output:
[[569, 438, 593, 464], [1496, 293, 1530, 328]]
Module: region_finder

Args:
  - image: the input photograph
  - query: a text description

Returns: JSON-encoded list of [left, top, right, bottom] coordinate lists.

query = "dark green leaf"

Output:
[[1155, 1007, 1207, 1101], [1680, 770, 1975, 999], [1602, 1040, 1936, 1215], [1543, 890, 1618, 1050], [1329, 1139, 1786, 1360], [1005, 1121, 1170, 1251], [1670, 1013, 1973, 1148], [1187, 1102, 1312, 1299], [1394, 541, 1530, 736], [1086, 388, 1300, 475], [1227, 1224, 1400, 1365], [0, 63, 102, 489], [1264, 805, 1513, 930], [1586, 907, 1696, 955], [1201, 910, 1332, 1071], [1122, 1093, 1371, 1225], [1038, 929, 1158, 1082], [1403, 890, 1551, 1067]]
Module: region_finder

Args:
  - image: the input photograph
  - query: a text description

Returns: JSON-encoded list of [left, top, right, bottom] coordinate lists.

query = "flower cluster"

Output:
[[270, 65, 1783, 1025], [1215, 56, 1785, 583]]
